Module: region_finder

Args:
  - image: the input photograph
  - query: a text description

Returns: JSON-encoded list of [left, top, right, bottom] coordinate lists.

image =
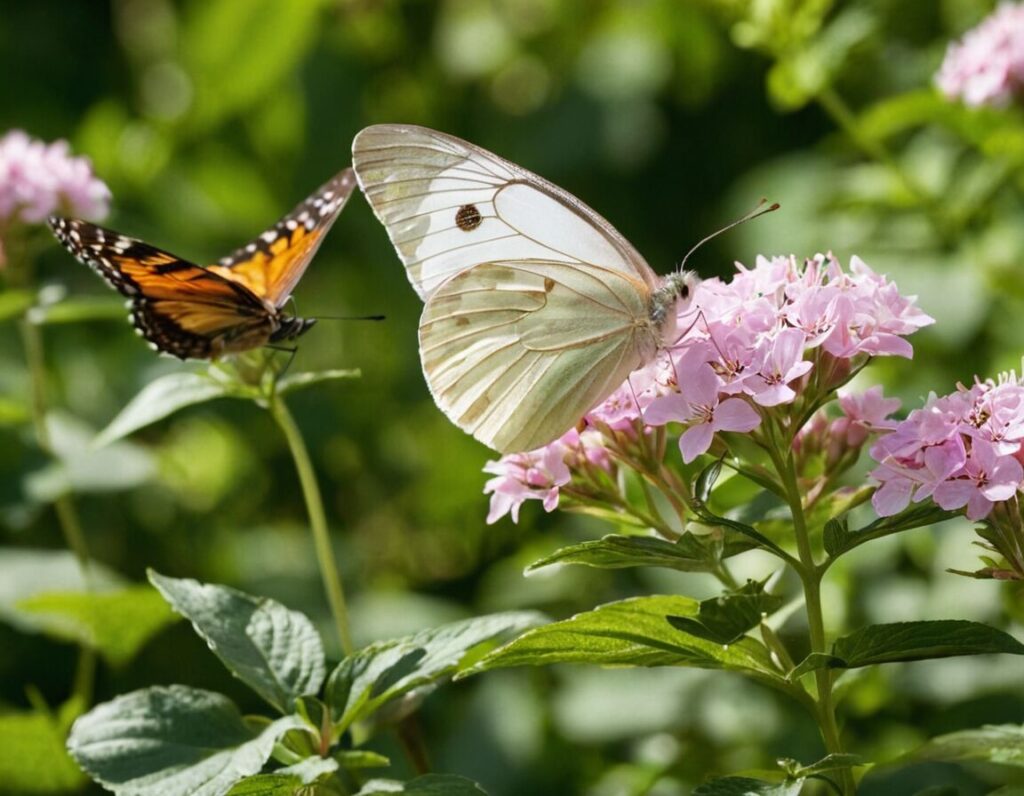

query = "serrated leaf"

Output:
[[791, 621, 1024, 675], [355, 774, 488, 795], [225, 756, 339, 794], [95, 372, 243, 447], [904, 724, 1024, 768], [668, 581, 784, 644], [693, 776, 804, 796], [466, 596, 783, 683], [0, 705, 87, 792], [525, 533, 717, 574], [327, 611, 542, 731], [15, 585, 178, 666], [149, 571, 325, 713], [825, 504, 957, 558], [276, 368, 360, 395], [68, 686, 305, 796]]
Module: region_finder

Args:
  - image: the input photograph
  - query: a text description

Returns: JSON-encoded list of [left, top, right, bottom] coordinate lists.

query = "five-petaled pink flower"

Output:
[[645, 356, 761, 463]]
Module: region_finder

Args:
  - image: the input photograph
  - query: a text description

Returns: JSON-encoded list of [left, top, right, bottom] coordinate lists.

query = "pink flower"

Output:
[[933, 440, 1024, 520], [645, 358, 761, 463], [749, 328, 813, 406], [0, 130, 110, 226], [483, 441, 571, 524], [838, 386, 901, 447], [936, 3, 1024, 108]]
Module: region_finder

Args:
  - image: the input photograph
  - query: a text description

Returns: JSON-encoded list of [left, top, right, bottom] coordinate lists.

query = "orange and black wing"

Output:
[[207, 167, 356, 307], [49, 217, 271, 360]]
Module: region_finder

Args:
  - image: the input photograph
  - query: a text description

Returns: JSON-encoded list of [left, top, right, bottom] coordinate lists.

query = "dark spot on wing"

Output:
[[455, 316, 470, 327], [543, 277, 555, 292], [455, 204, 482, 231]]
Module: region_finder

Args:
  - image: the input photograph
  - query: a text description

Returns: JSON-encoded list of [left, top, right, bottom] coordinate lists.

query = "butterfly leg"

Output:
[[266, 345, 299, 380]]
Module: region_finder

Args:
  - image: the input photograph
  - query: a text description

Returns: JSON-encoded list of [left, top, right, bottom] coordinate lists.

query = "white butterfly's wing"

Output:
[[420, 259, 656, 453], [352, 124, 658, 299]]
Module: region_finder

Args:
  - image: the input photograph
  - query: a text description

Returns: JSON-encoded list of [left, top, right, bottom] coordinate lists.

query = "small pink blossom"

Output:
[[645, 359, 761, 463], [936, 3, 1024, 108], [0, 130, 110, 226], [749, 328, 813, 406], [838, 386, 901, 447]]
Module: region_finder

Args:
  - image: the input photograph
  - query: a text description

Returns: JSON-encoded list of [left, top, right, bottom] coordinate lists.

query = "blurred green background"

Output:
[[3, 0, 1024, 793]]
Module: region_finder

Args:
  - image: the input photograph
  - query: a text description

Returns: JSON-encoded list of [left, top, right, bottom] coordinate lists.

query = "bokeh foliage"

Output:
[[2, 0, 1023, 793]]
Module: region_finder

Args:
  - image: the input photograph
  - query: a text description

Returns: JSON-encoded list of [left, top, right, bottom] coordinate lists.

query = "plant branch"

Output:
[[268, 394, 354, 656]]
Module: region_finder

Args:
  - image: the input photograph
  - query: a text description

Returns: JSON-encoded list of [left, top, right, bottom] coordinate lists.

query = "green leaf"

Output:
[[466, 596, 783, 683], [0, 704, 87, 792], [695, 458, 724, 503], [905, 724, 1024, 768], [0, 289, 34, 321], [524, 533, 718, 574], [692, 777, 803, 796], [226, 757, 339, 794], [15, 585, 178, 666], [787, 752, 863, 777], [95, 372, 242, 447], [68, 686, 305, 796], [276, 368, 361, 396], [791, 621, 1024, 674], [355, 774, 488, 795], [327, 611, 542, 730], [26, 412, 156, 499], [668, 581, 784, 644], [335, 749, 391, 770], [825, 504, 958, 558], [149, 571, 326, 713], [30, 295, 128, 325]]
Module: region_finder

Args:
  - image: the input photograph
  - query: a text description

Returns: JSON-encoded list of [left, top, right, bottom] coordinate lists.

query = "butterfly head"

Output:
[[271, 315, 317, 342], [650, 270, 697, 327]]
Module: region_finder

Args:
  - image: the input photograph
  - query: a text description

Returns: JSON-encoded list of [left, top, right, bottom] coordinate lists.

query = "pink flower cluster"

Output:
[[870, 375, 1024, 521], [638, 253, 931, 462], [794, 386, 902, 468], [484, 253, 933, 523], [0, 130, 110, 226], [936, 3, 1024, 108]]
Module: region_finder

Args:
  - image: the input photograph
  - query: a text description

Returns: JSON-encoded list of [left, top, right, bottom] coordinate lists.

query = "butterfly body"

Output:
[[353, 124, 696, 453], [49, 168, 354, 360]]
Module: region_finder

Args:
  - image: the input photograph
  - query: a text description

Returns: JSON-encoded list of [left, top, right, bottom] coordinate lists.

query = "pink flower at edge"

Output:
[[936, 2, 1024, 108], [750, 328, 813, 407], [933, 439, 1024, 521], [645, 361, 761, 463]]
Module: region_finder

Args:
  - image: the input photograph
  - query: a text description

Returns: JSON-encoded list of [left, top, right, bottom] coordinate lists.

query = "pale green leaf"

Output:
[[905, 724, 1024, 768], [225, 757, 338, 795], [149, 571, 325, 713], [0, 705, 87, 793], [276, 369, 361, 396], [68, 686, 305, 796], [525, 533, 717, 574]]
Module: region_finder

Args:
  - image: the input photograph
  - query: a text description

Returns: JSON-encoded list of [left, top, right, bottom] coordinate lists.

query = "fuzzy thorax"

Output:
[[649, 271, 698, 345]]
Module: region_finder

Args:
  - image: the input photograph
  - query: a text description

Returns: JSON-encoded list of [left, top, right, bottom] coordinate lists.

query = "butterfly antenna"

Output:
[[311, 314, 386, 322], [678, 198, 780, 272]]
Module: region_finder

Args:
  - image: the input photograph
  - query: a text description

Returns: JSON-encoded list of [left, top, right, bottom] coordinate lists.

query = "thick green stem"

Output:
[[776, 447, 856, 795], [269, 395, 355, 656]]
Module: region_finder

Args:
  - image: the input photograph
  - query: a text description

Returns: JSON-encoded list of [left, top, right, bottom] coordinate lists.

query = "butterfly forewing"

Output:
[[207, 167, 356, 307], [352, 124, 658, 299], [419, 260, 656, 453]]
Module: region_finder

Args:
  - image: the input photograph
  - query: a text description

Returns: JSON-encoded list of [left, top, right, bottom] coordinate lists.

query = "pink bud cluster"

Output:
[[0, 130, 110, 227], [870, 374, 1024, 521], [936, 2, 1024, 108], [484, 253, 933, 523], [794, 387, 902, 470]]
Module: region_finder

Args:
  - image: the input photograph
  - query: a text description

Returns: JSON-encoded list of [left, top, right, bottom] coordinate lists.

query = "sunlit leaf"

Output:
[[0, 289, 34, 322], [668, 580, 784, 644], [68, 686, 305, 796], [906, 724, 1024, 768], [824, 504, 958, 558], [95, 372, 244, 447], [15, 585, 178, 666], [0, 703, 87, 793], [466, 596, 784, 683], [525, 533, 718, 574], [275, 368, 361, 396], [149, 571, 326, 713], [226, 757, 339, 795], [327, 611, 542, 731], [355, 774, 489, 795], [29, 295, 127, 325]]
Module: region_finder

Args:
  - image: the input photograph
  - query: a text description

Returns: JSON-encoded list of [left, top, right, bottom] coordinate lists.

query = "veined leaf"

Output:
[[825, 504, 957, 558], [692, 776, 804, 795], [525, 533, 717, 574], [68, 686, 305, 796], [466, 595, 783, 682], [668, 581, 784, 644], [905, 724, 1024, 768], [149, 571, 325, 713], [225, 757, 339, 794], [355, 774, 489, 795], [327, 611, 541, 731]]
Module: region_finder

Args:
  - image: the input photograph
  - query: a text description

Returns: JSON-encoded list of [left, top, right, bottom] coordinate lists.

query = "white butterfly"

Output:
[[352, 124, 696, 454]]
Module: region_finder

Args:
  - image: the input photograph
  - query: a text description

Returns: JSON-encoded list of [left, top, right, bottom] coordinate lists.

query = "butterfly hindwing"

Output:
[[207, 167, 356, 307], [49, 217, 272, 359], [352, 125, 658, 299], [419, 259, 656, 453]]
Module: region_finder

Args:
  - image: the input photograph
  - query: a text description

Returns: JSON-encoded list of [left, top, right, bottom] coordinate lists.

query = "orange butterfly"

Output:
[[48, 168, 355, 359]]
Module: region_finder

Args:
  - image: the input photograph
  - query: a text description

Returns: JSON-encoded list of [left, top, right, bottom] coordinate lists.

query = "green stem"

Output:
[[775, 444, 856, 795], [268, 394, 355, 656]]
